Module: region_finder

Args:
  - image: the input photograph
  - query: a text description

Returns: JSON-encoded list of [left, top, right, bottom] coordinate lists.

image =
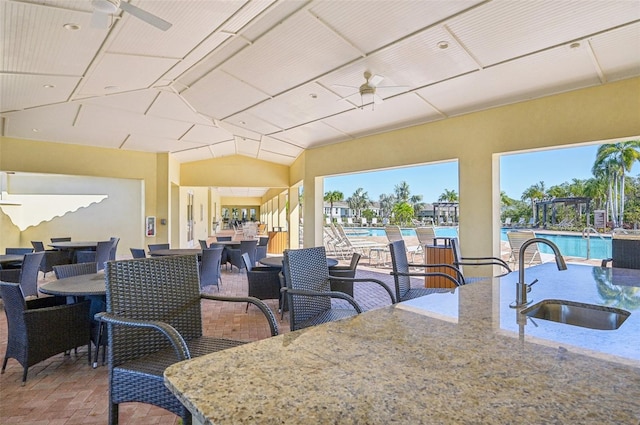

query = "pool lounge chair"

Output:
[[384, 225, 422, 261], [506, 230, 541, 266]]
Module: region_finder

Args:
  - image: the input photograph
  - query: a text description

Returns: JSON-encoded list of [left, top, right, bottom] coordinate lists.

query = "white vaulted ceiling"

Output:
[[1, 0, 639, 167]]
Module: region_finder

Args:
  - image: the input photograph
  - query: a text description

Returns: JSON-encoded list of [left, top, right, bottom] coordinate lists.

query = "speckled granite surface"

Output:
[[165, 264, 640, 424]]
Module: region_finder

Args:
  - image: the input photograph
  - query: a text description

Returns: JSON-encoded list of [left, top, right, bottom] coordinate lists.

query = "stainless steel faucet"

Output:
[[510, 238, 567, 308]]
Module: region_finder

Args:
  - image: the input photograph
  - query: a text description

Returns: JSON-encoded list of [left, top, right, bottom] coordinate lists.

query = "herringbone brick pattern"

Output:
[[0, 256, 398, 425]]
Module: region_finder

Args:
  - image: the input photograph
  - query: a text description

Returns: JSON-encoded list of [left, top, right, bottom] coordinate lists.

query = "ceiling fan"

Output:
[[334, 72, 407, 109], [91, 0, 172, 31]]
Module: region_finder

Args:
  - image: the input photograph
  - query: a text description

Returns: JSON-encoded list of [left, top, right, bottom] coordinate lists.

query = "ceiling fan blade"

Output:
[[376, 85, 410, 91], [373, 94, 384, 105], [90, 11, 110, 28], [369, 74, 384, 87], [119, 1, 172, 31], [332, 84, 359, 90]]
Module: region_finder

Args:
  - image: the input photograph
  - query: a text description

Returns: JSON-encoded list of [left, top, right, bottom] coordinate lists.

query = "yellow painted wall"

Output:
[[180, 155, 289, 188], [0, 173, 142, 257], [300, 77, 640, 258]]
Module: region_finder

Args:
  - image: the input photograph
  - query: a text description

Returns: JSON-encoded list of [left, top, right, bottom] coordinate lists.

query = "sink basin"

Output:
[[521, 299, 630, 330]]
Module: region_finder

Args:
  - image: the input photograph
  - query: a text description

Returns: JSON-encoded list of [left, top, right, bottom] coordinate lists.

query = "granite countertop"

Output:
[[164, 263, 640, 424]]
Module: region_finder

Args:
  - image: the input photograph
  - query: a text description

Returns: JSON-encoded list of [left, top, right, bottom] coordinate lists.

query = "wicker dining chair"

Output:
[[0, 281, 91, 384], [200, 247, 223, 290], [96, 255, 278, 425], [242, 253, 281, 311], [388, 240, 462, 303], [31, 240, 70, 277], [129, 248, 146, 259], [449, 238, 511, 283], [227, 239, 258, 272], [328, 252, 361, 297], [53, 261, 105, 367], [282, 246, 394, 331]]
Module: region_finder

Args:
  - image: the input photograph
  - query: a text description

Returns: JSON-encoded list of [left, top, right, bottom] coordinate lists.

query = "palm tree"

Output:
[[324, 190, 343, 221], [394, 181, 411, 203], [592, 140, 640, 228], [346, 187, 370, 219], [409, 194, 424, 217], [438, 189, 458, 202], [521, 181, 546, 221], [378, 193, 395, 219]]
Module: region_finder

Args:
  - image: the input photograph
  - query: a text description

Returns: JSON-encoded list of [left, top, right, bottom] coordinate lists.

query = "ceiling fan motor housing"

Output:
[[92, 0, 120, 14]]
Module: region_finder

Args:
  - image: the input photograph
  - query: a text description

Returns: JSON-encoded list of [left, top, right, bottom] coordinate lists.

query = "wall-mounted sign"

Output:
[[146, 216, 156, 237]]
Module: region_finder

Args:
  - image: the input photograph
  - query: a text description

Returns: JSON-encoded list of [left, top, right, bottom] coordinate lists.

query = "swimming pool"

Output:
[[343, 227, 612, 259]]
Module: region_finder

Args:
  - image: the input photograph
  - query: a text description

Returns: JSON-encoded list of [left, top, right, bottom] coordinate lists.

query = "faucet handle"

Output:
[[526, 278, 539, 292]]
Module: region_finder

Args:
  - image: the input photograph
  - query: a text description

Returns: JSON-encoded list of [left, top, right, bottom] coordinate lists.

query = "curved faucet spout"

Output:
[[510, 238, 567, 308]]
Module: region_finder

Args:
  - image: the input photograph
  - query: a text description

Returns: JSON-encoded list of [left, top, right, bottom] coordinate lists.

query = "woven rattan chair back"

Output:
[[0, 281, 91, 383], [101, 254, 279, 424], [17, 252, 44, 297], [105, 255, 204, 365], [240, 239, 258, 267], [388, 240, 412, 301], [147, 243, 170, 252], [242, 253, 281, 302], [282, 246, 333, 328], [215, 236, 232, 241], [31, 241, 46, 252], [53, 262, 98, 279], [198, 239, 209, 249], [129, 248, 146, 258], [108, 237, 119, 261], [200, 247, 223, 290]]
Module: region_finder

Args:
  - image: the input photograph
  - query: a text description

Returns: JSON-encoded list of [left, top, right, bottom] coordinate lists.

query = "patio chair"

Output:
[[76, 241, 113, 271], [506, 230, 541, 266], [3, 247, 34, 269], [0, 252, 45, 298], [31, 240, 70, 277], [601, 231, 640, 269], [52, 261, 105, 367], [0, 281, 91, 384], [130, 248, 146, 258], [388, 240, 461, 303], [384, 225, 422, 260], [96, 255, 278, 425], [147, 243, 170, 252], [198, 239, 209, 249], [415, 226, 437, 247], [242, 253, 281, 311], [108, 237, 119, 261], [227, 239, 258, 272], [449, 238, 511, 283], [200, 247, 223, 291], [328, 252, 361, 297], [282, 246, 394, 331], [255, 236, 270, 263]]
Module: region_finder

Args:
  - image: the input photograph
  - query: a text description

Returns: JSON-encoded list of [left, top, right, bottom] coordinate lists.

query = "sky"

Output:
[[324, 144, 640, 204]]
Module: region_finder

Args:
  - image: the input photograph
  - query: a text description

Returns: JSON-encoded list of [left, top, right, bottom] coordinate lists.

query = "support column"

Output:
[[302, 175, 323, 248], [289, 186, 300, 249]]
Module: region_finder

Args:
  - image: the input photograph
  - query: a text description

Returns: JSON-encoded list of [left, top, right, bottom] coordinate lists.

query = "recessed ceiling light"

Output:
[[309, 93, 318, 99], [104, 85, 119, 91], [239, 121, 246, 125], [570, 42, 581, 49], [437, 41, 449, 49], [32, 128, 39, 132], [63, 23, 81, 31], [43, 84, 55, 89]]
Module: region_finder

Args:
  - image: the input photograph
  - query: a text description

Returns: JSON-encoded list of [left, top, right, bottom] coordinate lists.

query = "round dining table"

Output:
[[39, 271, 107, 368], [39, 271, 106, 297], [0, 254, 24, 266], [149, 249, 202, 257], [259, 256, 338, 268], [48, 241, 99, 250]]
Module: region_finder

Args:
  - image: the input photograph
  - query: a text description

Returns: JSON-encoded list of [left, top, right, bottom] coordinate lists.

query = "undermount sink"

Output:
[[521, 299, 630, 330]]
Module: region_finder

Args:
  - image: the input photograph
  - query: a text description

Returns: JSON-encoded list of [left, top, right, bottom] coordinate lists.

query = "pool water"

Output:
[[343, 227, 612, 259]]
